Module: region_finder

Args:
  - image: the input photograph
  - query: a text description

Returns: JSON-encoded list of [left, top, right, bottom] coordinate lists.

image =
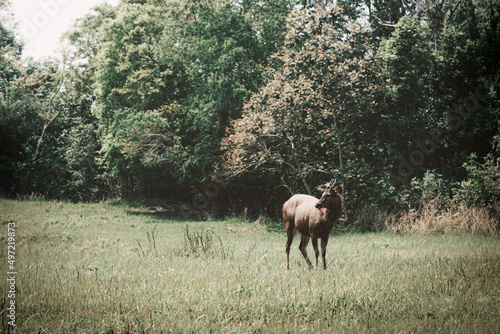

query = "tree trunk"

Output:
[[23, 68, 65, 193]]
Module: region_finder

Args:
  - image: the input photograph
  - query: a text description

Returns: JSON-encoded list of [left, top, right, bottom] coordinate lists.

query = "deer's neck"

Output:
[[324, 197, 343, 222]]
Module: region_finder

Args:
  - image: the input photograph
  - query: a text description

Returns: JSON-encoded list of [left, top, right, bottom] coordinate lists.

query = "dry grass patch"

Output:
[[392, 202, 498, 235]]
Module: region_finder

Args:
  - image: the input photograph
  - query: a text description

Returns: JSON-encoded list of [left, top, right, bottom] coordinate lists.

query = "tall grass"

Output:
[[0, 199, 498, 333], [393, 203, 498, 235], [352, 200, 498, 235]]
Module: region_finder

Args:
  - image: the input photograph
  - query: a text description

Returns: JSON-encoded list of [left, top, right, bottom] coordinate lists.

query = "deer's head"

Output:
[[315, 183, 343, 210]]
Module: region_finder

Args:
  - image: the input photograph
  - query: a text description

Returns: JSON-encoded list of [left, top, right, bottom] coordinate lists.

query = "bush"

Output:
[[408, 171, 449, 209], [351, 204, 395, 232], [453, 150, 500, 208]]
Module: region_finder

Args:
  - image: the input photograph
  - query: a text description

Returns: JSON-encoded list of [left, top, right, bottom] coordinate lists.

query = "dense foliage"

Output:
[[0, 0, 498, 224]]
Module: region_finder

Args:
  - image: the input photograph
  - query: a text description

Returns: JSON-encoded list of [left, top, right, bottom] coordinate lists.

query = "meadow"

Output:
[[0, 199, 498, 333]]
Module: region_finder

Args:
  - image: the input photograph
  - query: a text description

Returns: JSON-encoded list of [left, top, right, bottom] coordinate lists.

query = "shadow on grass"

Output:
[[124, 203, 288, 231], [123, 201, 231, 223], [111, 198, 192, 222], [126, 208, 185, 222]]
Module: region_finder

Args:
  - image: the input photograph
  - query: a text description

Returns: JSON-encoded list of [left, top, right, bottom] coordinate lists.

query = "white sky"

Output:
[[11, 0, 120, 59]]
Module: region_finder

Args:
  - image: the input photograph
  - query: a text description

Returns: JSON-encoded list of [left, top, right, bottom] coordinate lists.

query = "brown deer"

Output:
[[283, 183, 344, 269]]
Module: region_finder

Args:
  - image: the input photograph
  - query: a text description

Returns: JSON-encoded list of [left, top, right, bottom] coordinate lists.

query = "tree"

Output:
[[0, 58, 69, 197], [55, 4, 119, 201], [94, 0, 294, 196], [0, 2, 118, 199], [0, 2, 25, 195], [378, 17, 435, 148], [223, 5, 385, 216]]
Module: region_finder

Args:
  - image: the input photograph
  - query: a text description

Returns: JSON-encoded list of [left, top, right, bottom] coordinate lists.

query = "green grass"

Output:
[[0, 199, 499, 333]]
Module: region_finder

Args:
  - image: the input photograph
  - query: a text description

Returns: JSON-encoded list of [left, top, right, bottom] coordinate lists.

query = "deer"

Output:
[[283, 183, 344, 269]]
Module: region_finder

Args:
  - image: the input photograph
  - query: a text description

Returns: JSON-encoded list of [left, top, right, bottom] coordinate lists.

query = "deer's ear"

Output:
[[335, 185, 343, 194]]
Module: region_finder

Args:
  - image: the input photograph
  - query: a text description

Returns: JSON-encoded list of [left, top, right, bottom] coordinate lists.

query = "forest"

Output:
[[1, 0, 499, 229]]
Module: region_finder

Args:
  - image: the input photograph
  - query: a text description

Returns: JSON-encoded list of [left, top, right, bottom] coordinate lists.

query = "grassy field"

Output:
[[0, 199, 498, 333]]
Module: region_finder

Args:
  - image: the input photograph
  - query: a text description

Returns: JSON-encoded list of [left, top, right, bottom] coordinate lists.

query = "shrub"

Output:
[[454, 150, 500, 208], [352, 204, 395, 232], [408, 171, 449, 209]]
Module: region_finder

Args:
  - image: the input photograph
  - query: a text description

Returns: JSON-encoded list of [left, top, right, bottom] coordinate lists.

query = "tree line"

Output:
[[1, 0, 498, 225]]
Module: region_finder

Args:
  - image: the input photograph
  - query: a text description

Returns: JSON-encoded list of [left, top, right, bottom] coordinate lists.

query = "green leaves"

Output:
[[90, 0, 294, 194], [224, 4, 382, 196]]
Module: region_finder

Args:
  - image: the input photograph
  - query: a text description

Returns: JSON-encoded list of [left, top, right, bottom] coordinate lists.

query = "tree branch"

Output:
[[372, 14, 397, 27], [32, 65, 65, 167], [286, 133, 311, 194], [448, 0, 463, 21]]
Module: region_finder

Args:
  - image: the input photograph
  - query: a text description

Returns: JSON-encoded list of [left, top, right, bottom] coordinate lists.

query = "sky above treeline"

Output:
[[10, 0, 119, 59]]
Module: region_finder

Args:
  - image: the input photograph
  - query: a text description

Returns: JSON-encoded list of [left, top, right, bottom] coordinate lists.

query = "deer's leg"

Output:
[[321, 237, 329, 270], [299, 235, 312, 268], [311, 236, 320, 269], [285, 223, 296, 269]]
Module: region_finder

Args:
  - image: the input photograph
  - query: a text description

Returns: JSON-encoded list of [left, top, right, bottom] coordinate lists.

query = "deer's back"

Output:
[[283, 194, 320, 235]]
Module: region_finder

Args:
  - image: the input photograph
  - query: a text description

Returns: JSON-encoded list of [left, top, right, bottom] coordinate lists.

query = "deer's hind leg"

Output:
[[285, 222, 297, 269], [299, 234, 313, 268]]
